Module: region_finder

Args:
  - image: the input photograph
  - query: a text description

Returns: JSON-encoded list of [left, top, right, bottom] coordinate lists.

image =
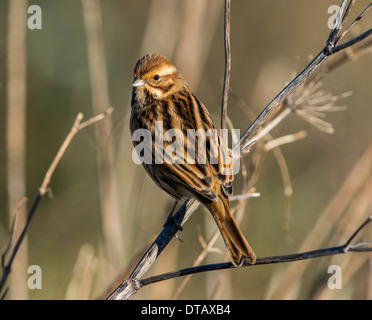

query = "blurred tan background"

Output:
[[0, 0, 371, 300]]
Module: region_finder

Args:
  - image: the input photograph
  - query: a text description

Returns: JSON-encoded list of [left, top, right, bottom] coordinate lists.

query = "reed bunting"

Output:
[[130, 53, 256, 266]]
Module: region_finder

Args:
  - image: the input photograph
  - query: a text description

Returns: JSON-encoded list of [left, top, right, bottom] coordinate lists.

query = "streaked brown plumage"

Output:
[[130, 53, 256, 266]]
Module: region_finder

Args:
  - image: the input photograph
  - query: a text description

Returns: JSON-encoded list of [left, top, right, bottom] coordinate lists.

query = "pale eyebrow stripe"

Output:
[[157, 65, 176, 76]]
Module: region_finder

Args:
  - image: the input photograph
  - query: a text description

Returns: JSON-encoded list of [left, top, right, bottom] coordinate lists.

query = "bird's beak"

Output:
[[132, 77, 145, 87]]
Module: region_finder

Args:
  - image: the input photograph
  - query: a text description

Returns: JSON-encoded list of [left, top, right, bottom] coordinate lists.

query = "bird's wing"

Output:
[[158, 93, 234, 201]]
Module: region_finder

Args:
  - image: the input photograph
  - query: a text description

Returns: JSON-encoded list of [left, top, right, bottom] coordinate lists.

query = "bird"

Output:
[[130, 53, 256, 267]]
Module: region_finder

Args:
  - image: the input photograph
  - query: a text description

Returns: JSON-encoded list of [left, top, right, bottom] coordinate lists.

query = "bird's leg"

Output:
[[163, 200, 183, 231]]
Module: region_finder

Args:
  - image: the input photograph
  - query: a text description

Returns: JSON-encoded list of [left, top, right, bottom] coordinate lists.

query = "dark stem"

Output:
[[331, 28, 372, 54], [237, 51, 327, 153], [0, 192, 42, 296], [139, 214, 372, 288], [106, 199, 200, 300], [140, 245, 347, 287], [343, 215, 372, 251]]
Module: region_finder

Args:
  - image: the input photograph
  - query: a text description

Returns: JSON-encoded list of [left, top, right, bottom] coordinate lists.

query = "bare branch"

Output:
[[107, 199, 200, 300], [221, 0, 231, 130], [335, 3, 372, 45], [330, 28, 372, 54], [235, 52, 326, 155], [82, 0, 123, 272], [327, 0, 353, 44], [38, 113, 83, 196], [78, 106, 114, 130], [132, 216, 372, 289], [0, 108, 113, 299], [234, 0, 372, 155], [344, 215, 372, 251]]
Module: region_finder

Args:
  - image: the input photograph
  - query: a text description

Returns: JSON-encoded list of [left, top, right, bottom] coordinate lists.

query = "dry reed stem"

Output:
[[174, 0, 223, 89], [65, 244, 97, 300], [6, 0, 28, 300], [82, 0, 123, 273], [270, 143, 372, 299], [298, 167, 372, 299], [139, 0, 180, 57], [207, 1, 231, 293], [312, 170, 372, 299]]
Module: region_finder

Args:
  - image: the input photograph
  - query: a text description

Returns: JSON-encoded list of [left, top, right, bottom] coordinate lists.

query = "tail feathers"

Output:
[[208, 196, 256, 267], [218, 215, 256, 267]]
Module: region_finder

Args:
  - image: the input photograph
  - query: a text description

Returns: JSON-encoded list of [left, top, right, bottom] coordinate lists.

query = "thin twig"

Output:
[[331, 28, 372, 54], [0, 194, 42, 297], [0, 109, 113, 299], [310, 36, 372, 83], [1, 198, 27, 270], [335, 3, 372, 45], [344, 215, 372, 251], [39, 107, 114, 196], [39, 113, 83, 196], [327, 0, 351, 47], [78, 106, 114, 130], [263, 131, 307, 152], [221, 0, 231, 130]]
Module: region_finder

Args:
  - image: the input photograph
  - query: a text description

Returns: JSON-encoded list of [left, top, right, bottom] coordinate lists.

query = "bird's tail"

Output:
[[206, 195, 256, 267]]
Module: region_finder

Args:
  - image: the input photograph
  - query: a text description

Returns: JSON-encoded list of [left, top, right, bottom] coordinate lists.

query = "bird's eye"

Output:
[[153, 75, 160, 81]]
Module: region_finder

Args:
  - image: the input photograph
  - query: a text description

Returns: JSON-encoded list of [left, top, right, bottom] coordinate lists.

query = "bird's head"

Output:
[[131, 54, 186, 101]]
